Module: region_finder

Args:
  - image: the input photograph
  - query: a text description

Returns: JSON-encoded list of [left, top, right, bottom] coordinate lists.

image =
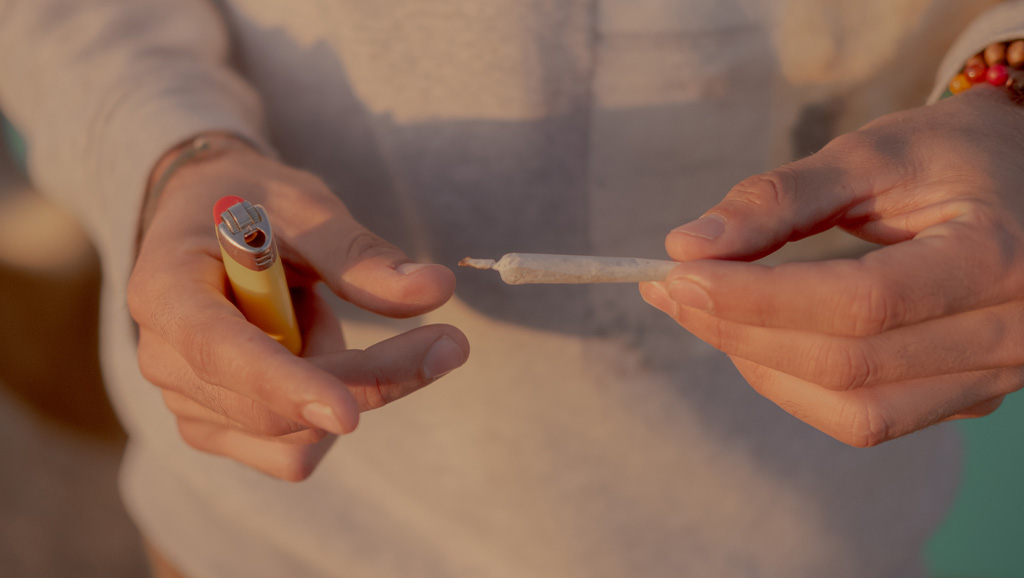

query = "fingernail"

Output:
[[671, 214, 725, 241], [396, 262, 432, 275], [302, 402, 346, 434], [422, 335, 466, 380], [668, 278, 713, 312], [639, 282, 676, 316]]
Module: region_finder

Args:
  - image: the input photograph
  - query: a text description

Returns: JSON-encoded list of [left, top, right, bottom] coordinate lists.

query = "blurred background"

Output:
[[0, 118, 148, 576], [0, 114, 1021, 577]]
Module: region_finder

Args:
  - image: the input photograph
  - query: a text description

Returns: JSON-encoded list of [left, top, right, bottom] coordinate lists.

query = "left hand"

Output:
[[641, 85, 1024, 447], [129, 139, 468, 481]]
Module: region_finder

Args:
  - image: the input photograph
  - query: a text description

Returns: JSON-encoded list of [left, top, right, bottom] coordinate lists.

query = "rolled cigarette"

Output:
[[458, 253, 679, 285]]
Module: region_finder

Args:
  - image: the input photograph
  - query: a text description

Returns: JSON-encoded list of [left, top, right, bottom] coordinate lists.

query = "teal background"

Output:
[[1, 114, 27, 171], [926, 394, 1024, 578]]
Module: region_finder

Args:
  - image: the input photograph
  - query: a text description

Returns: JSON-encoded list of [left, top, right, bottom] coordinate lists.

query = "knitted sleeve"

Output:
[[0, 0, 270, 283]]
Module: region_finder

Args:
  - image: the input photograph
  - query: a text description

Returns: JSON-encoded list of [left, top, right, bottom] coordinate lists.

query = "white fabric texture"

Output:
[[3, 0, 1022, 576]]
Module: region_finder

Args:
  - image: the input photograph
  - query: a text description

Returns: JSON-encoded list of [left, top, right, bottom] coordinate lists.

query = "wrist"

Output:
[[147, 133, 256, 190], [138, 133, 261, 249]]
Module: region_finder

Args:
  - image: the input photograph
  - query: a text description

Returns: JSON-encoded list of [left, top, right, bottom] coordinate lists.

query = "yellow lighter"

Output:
[[213, 195, 302, 354]]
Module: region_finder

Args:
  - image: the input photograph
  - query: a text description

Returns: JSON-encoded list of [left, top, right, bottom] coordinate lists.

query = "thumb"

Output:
[[280, 204, 455, 319], [666, 143, 878, 262]]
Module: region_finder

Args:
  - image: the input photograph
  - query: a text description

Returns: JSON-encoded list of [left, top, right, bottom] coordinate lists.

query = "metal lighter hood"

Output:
[[216, 200, 278, 271]]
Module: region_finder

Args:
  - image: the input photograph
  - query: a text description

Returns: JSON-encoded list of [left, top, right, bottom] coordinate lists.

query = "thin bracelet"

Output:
[[138, 136, 212, 242], [135, 134, 258, 252]]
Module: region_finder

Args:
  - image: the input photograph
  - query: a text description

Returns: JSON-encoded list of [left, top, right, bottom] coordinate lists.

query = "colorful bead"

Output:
[[947, 41, 1024, 101], [965, 61, 988, 83], [1009, 40, 1024, 68], [985, 42, 1007, 66], [949, 73, 972, 94], [988, 64, 1009, 86]]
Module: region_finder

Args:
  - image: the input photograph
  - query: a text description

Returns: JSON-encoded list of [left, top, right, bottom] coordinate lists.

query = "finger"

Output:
[[664, 128, 905, 263], [140, 327, 320, 438], [644, 284, 1024, 390], [139, 285, 353, 438], [175, 418, 337, 482], [161, 390, 328, 444], [138, 284, 346, 438], [731, 357, 1021, 447], [290, 284, 346, 356], [129, 260, 362, 436], [659, 216, 1014, 336], [309, 324, 470, 412], [271, 194, 455, 319], [138, 152, 454, 319], [139, 325, 232, 414], [944, 395, 1005, 421], [129, 160, 453, 438]]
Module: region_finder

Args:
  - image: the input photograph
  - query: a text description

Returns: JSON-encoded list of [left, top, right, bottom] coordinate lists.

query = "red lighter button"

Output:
[[213, 195, 246, 225]]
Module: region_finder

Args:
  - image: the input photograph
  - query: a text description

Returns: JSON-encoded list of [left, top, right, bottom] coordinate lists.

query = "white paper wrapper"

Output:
[[460, 253, 679, 285]]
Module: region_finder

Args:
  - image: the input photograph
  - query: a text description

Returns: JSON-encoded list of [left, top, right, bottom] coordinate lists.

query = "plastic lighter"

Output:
[[213, 195, 302, 354]]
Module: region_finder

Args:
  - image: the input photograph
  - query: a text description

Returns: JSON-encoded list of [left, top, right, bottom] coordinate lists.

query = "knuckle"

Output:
[[125, 274, 144, 320], [256, 412, 310, 438], [826, 129, 903, 172], [276, 428, 330, 445], [816, 339, 875, 391], [352, 371, 390, 411], [840, 276, 903, 337], [178, 319, 223, 384], [341, 229, 396, 263], [729, 168, 796, 210], [276, 449, 323, 483], [175, 419, 209, 453], [186, 381, 231, 420], [136, 346, 164, 387], [278, 466, 314, 483], [682, 313, 727, 351], [127, 271, 181, 333], [265, 421, 311, 438], [703, 319, 727, 352], [222, 396, 308, 438], [773, 396, 814, 426], [126, 269, 160, 325], [833, 400, 890, 448], [160, 391, 191, 417], [743, 364, 776, 398], [240, 400, 283, 434], [826, 129, 874, 155]]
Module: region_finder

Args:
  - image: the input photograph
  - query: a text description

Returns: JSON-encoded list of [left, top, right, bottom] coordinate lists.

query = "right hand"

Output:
[[127, 136, 469, 481]]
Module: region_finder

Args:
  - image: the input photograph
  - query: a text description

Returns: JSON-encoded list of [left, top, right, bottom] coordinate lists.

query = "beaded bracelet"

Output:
[[943, 40, 1024, 101]]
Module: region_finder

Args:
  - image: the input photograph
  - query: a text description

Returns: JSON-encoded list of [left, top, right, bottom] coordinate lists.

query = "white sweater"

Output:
[[2, 0, 1020, 576]]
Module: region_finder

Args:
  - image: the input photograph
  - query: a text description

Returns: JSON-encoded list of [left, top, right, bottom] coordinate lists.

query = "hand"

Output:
[[641, 86, 1024, 447], [128, 137, 469, 480]]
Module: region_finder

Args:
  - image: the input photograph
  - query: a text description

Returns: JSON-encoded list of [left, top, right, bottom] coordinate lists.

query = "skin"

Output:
[[128, 138, 469, 481], [131, 83, 1023, 475], [640, 86, 1024, 447]]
